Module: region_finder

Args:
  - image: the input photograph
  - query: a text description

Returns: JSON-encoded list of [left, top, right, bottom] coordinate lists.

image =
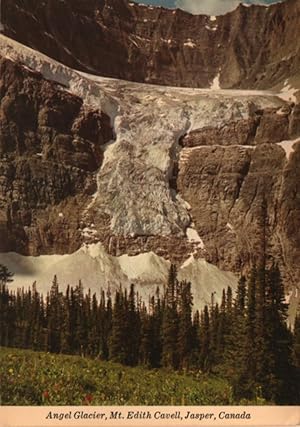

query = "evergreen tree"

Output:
[[60, 286, 71, 354], [199, 305, 210, 371], [103, 289, 112, 360], [245, 266, 258, 393], [87, 292, 100, 357], [30, 282, 43, 351], [0, 265, 14, 347], [177, 281, 193, 369], [125, 284, 140, 366], [263, 264, 297, 403], [162, 265, 179, 369], [190, 310, 201, 367], [224, 276, 250, 399], [293, 308, 300, 369], [46, 276, 61, 353], [149, 288, 163, 368], [109, 288, 127, 364], [139, 305, 152, 367], [0, 264, 14, 285]]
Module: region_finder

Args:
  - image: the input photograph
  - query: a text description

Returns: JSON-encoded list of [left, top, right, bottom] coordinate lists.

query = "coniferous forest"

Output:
[[0, 263, 300, 405]]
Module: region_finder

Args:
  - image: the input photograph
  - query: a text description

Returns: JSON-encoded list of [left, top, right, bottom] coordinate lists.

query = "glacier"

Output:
[[0, 33, 293, 309]]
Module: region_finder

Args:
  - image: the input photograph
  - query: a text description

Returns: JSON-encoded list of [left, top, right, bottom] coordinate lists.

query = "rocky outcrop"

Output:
[[1, 0, 300, 89], [183, 105, 297, 147], [178, 105, 300, 285], [0, 56, 113, 254]]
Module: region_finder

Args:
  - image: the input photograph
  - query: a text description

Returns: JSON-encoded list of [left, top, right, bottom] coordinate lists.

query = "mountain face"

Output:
[[2, 0, 300, 90], [0, 0, 300, 308], [0, 55, 113, 255]]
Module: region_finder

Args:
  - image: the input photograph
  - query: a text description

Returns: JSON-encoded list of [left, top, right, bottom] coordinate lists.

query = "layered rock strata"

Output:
[[2, 0, 300, 89]]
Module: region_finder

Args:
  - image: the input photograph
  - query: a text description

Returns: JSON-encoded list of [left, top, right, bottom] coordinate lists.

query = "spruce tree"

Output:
[[149, 288, 163, 368], [162, 265, 179, 369], [0, 264, 14, 285], [190, 310, 201, 368], [224, 277, 250, 399], [109, 288, 127, 364], [263, 265, 297, 403], [0, 265, 14, 347], [139, 305, 152, 366], [177, 281, 193, 370], [293, 308, 300, 369], [199, 305, 210, 371], [125, 284, 140, 366], [47, 276, 62, 353], [60, 287, 71, 354]]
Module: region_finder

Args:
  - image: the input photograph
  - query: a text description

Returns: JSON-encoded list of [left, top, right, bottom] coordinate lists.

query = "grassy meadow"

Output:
[[0, 347, 263, 406]]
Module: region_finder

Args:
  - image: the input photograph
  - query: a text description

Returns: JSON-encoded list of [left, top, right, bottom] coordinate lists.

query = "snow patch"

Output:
[[118, 252, 168, 283], [277, 138, 300, 161], [181, 254, 195, 269], [0, 244, 238, 310], [276, 106, 289, 116], [179, 257, 238, 306], [205, 25, 217, 32], [226, 222, 234, 232], [210, 73, 221, 90], [184, 40, 196, 48], [186, 228, 205, 249], [278, 80, 297, 103]]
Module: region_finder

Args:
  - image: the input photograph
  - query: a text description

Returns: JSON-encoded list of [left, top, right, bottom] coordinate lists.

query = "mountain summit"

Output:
[[2, 0, 300, 90]]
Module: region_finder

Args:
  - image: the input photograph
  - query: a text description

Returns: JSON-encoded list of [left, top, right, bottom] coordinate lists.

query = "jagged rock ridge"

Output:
[[2, 0, 300, 89]]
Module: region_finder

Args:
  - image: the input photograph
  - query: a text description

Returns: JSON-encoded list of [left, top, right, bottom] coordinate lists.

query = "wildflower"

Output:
[[43, 390, 49, 400], [85, 394, 93, 404], [8, 368, 13, 374]]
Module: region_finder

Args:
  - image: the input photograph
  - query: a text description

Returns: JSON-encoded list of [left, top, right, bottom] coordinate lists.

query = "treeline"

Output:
[[0, 263, 299, 404]]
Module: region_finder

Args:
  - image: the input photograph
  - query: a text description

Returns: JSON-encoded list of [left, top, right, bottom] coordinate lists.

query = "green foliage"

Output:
[[0, 347, 248, 406], [0, 262, 298, 405], [221, 265, 299, 404]]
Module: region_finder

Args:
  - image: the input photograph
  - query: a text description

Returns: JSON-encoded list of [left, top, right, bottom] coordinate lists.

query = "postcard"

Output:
[[0, 0, 299, 426]]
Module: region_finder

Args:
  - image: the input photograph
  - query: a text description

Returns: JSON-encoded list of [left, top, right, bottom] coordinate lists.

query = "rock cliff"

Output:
[[2, 0, 300, 89], [178, 109, 300, 284], [0, 55, 113, 255]]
